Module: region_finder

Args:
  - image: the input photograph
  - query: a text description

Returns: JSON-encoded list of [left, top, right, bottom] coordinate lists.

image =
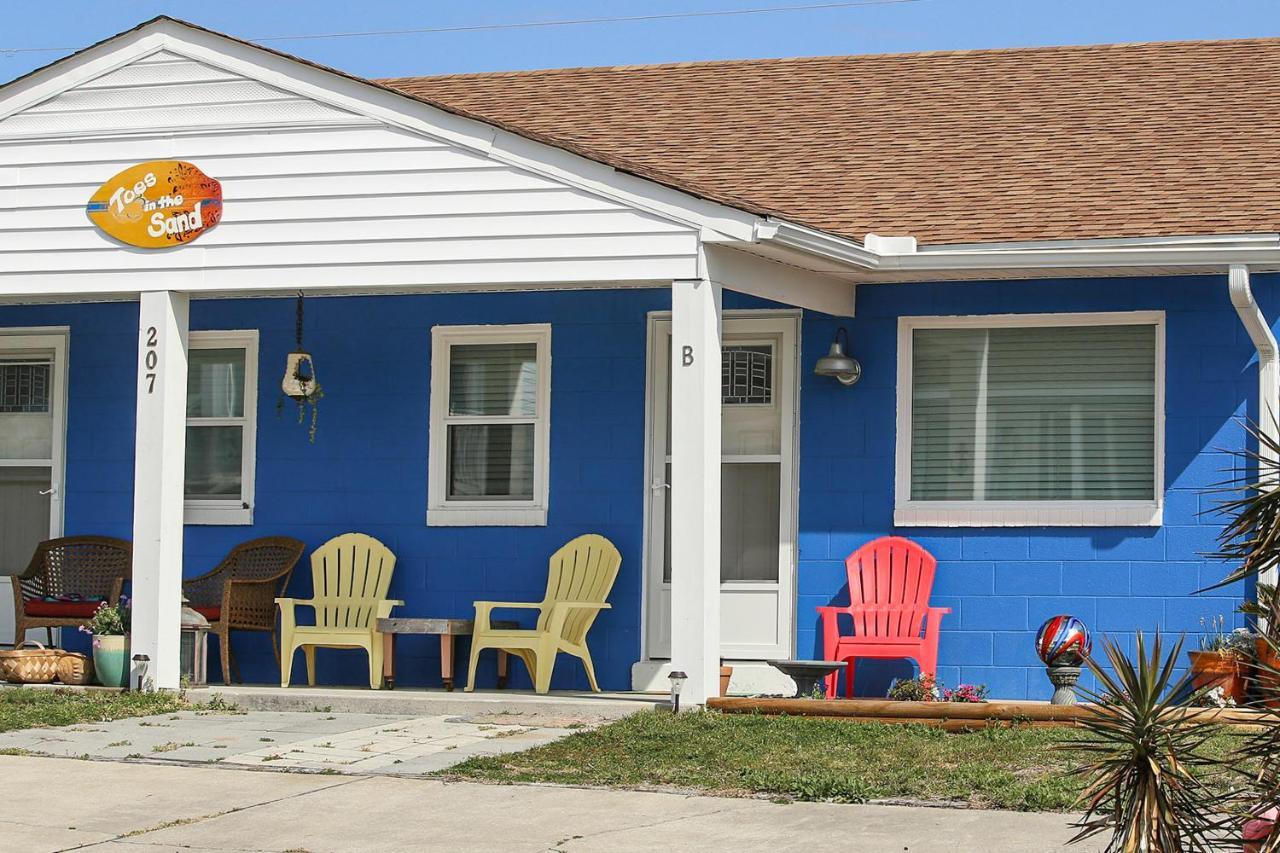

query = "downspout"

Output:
[[1228, 264, 1280, 593]]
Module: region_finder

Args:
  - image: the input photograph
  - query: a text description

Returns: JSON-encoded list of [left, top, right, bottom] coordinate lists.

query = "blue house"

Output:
[[0, 17, 1274, 702]]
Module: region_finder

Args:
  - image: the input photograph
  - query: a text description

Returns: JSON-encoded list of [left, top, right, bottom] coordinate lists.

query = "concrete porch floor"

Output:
[[186, 683, 663, 720]]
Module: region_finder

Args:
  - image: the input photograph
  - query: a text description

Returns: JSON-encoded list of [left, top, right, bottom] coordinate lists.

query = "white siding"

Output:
[[0, 51, 699, 296]]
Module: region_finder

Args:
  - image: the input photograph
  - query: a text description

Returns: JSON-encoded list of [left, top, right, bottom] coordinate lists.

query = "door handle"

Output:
[[38, 487, 56, 496], [650, 481, 670, 492]]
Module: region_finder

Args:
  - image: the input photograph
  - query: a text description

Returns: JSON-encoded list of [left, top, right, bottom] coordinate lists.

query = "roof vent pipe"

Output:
[[1229, 263, 1279, 593]]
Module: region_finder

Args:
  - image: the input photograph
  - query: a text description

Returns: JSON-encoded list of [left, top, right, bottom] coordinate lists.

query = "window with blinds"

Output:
[[906, 319, 1159, 505], [428, 325, 551, 526], [446, 343, 538, 500]]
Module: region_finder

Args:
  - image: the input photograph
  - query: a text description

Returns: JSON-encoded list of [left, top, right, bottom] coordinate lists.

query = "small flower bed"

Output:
[[888, 674, 988, 703]]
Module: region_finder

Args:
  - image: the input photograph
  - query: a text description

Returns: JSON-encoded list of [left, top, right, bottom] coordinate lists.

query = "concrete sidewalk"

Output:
[[3, 755, 1101, 853], [0, 707, 586, 776]]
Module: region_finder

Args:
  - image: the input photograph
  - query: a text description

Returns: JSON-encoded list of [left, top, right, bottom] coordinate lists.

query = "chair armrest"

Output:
[[375, 600, 404, 620], [275, 597, 315, 633], [924, 606, 951, 640], [473, 600, 543, 632]]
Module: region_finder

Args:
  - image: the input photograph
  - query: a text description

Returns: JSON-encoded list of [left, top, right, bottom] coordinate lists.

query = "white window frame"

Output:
[[428, 323, 551, 527], [894, 311, 1165, 528], [184, 330, 258, 526]]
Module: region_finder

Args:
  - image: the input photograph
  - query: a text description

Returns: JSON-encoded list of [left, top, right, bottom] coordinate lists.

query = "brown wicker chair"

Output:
[[13, 536, 132, 646], [183, 537, 306, 684]]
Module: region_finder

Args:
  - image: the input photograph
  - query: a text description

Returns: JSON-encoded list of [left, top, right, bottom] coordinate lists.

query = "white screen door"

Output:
[[644, 313, 798, 660], [0, 332, 68, 647]]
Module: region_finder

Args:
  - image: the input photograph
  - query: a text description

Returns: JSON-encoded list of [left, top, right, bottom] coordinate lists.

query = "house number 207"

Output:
[[143, 326, 158, 393]]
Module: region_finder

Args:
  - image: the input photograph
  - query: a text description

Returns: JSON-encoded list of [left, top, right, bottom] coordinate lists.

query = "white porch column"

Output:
[[130, 290, 189, 691], [669, 277, 722, 706]]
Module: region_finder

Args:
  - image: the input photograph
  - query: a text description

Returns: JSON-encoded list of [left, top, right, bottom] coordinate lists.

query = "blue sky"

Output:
[[3, 0, 1279, 84]]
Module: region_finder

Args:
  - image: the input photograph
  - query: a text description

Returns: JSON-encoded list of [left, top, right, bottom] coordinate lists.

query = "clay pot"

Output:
[[719, 665, 733, 697], [1188, 650, 1245, 703], [1253, 638, 1280, 709]]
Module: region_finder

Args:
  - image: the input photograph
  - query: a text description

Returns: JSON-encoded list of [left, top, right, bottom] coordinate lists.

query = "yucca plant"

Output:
[[1225, 635, 1280, 852], [1069, 632, 1227, 852], [1204, 420, 1280, 603]]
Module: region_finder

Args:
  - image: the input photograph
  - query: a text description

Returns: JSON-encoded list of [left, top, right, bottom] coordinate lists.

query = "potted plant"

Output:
[[81, 598, 129, 688], [1239, 582, 1280, 707], [1187, 614, 1248, 704]]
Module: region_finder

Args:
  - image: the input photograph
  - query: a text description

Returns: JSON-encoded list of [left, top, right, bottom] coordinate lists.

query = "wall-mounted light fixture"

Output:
[[814, 327, 862, 386]]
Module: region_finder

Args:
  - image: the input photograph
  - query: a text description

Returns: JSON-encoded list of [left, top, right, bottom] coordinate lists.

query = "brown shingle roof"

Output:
[[381, 39, 1280, 246]]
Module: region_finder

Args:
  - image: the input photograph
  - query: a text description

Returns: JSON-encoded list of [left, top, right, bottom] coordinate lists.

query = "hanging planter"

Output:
[[279, 293, 323, 442]]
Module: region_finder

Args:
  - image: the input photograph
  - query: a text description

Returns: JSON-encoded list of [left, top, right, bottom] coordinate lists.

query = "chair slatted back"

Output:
[[843, 536, 937, 639], [309, 533, 396, 630], [537, 534, 622, 644]]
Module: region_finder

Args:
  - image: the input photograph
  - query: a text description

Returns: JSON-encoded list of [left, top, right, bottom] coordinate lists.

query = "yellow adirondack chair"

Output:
[[276, 533, 402, 689], [466, 533, 621, 694]]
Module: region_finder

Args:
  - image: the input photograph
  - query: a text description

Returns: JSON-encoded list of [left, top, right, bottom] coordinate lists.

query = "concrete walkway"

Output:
[[3, 755, 1101, 853], [0, 707, 590, 776]]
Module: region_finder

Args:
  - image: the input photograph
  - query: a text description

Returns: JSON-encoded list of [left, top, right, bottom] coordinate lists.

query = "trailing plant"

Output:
[[278, 381, 323, 444], [1068, 632, 1226, 852], [277, 293, 322, 443]]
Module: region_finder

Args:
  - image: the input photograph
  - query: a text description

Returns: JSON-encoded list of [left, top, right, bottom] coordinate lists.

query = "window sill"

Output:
[[184, 505, 253, 526], [427, 506, 548, 527], [893, 502, 1162, 528]]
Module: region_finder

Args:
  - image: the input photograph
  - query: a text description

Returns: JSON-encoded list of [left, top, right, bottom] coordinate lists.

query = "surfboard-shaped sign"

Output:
[[86, 161, 222, 249]]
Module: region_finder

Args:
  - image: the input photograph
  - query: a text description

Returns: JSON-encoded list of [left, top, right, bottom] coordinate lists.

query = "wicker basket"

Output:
[[56, 652, 93, 686], [0, 641, 61, 684]]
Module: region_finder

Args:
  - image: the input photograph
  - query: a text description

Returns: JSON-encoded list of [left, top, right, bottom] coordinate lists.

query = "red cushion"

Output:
[[192, 606, 221, 622], [23, 600, 101, 618]]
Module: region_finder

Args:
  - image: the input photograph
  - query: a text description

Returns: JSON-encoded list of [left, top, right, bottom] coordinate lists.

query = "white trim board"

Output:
[[893, 310, 1166, 528]]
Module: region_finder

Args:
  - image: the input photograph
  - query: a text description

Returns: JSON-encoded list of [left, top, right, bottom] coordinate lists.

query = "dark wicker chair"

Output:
[[13, 536, 132, 646], [183, 537, 306, 684]]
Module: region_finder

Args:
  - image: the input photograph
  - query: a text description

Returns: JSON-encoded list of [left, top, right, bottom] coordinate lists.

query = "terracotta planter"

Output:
[[1254, 638, 1280, 709], [719, 665, 733, 697], [1188, 650, 1245, 704]]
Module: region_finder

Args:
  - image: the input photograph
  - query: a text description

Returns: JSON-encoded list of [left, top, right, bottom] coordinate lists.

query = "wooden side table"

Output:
[[376, 617, 519, 691]]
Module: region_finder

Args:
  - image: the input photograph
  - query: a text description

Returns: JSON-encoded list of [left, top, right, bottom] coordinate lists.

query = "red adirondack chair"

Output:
[[817, 536, 950, 698]]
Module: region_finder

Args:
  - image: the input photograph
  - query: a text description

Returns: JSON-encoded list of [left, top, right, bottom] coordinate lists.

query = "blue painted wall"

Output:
[[1, 273, 1269, 697], [797, 274, 1270, 699]]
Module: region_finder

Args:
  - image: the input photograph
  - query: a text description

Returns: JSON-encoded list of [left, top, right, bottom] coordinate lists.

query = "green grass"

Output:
[[0, 688, 189, 733], [439, 710, 1239, 811]]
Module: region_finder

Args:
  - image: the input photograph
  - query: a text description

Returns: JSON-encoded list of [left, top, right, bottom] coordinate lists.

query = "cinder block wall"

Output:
[[0, 290, 671, 690], [796, 274, 1270, 699], [3, 272, 1270, 698]]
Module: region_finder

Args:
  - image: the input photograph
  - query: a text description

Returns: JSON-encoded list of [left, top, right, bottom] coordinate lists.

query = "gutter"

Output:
[[757, 221, 1280, 272], [1229, 264, 1280, 593]]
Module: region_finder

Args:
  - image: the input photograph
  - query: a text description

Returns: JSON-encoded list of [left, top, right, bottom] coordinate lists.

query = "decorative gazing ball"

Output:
[[1036, 614, 1092, 666]]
